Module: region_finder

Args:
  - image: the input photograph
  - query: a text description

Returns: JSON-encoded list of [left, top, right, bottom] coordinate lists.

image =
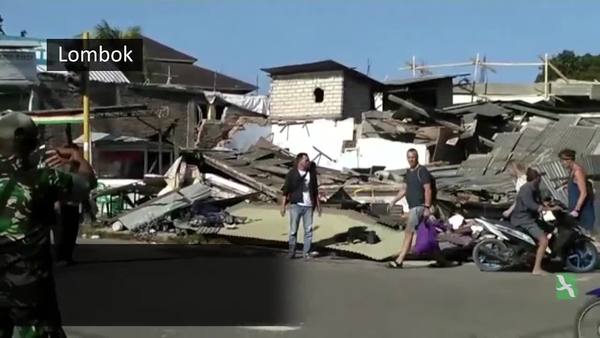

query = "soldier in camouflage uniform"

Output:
[[0, 111, 96, 338]]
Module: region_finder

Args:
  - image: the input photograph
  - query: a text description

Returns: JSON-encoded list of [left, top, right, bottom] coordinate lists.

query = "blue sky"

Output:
[[2, 0, 600, 92]]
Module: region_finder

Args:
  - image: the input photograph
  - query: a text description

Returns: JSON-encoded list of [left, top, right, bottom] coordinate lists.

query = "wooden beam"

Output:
[[547, 61, 570, 83], [478, 136, 495, 147], [203, 153, 280, 199], [387, 94, 463, 131]]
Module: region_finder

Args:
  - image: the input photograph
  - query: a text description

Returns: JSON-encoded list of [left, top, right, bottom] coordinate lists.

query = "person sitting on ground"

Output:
[[510, 168, 559, 275]]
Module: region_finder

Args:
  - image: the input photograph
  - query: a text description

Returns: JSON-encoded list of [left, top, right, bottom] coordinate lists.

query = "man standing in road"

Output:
[[280, 153, 321, 260], [0, 111, 96, 337], [387, 149, 434, 268], [54, 143, 86, 266]]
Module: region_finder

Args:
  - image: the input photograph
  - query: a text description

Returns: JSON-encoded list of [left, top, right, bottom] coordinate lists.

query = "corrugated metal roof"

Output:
[[485, 132, 521, 175], [444, 102, 512, 117], [384, 74, 464, 86], [36, 65, 130, 84], [89, 70, 130, 84], [457, 154, 493, 176], [118, 183, 212, 230], [73, 132, 148, 144], [585, 129, 600, 155], [437, 173, 515, 195], [557, 126, 597, 157]]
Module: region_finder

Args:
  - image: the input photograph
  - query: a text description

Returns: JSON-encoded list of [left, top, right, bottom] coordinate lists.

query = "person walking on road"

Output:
[[280, 153, 321, 259], [559, 148, 595, 232], [0, 111, 96, 337], [54, 143, 86, 266], [387, 149, 435, 268]]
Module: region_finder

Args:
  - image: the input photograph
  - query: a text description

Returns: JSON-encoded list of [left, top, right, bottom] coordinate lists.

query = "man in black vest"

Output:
[[280, 153, 321, 259]]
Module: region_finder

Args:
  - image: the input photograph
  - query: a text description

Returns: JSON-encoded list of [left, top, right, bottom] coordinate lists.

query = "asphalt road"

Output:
[[56, 241, 600, 338]]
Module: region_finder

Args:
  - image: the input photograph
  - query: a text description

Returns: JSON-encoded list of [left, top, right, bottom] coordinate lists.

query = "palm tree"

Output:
[[92, 20, 141, 40], [87, 20, 152, 82]]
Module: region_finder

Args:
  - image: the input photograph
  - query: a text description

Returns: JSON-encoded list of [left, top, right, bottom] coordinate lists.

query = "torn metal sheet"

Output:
[[437, 174, 514, 196], [485, 132, 521, 175], [444, 102, 511, 117], [220, 204, 405, 261], [554, 115, 582, 129], [117, 183, 212, 230], [557, 126, 597, 157], [457, 154, 493, 176]]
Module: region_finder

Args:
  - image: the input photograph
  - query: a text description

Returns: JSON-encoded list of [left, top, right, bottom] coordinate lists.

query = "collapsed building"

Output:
[[4, 33, 600, 259]]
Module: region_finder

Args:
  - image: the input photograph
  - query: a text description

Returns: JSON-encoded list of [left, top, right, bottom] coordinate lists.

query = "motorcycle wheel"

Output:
[[472, 238, 508, 272], [565, 240, 598, 273], [575, 298, 600, 338]]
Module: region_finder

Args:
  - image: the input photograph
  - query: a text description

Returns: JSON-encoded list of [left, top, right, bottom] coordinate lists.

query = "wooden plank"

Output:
[[251, 164, 289, 176], [202, 154, 280, 199], [243, 148, 276, 162], [253, 158, 293, 167]]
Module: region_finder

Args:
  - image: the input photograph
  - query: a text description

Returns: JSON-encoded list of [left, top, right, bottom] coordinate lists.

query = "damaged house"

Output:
[[23, 35, 264, 178], [222, 62, 485, 172]]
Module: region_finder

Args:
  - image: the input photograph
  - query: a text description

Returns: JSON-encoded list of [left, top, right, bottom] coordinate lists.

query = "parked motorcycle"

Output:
[[575, 288, 600, 337], [471, 210, 598, 273]]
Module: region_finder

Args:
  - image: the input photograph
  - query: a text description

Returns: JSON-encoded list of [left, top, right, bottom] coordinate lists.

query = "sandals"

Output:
[[386, 261, 403, 269]]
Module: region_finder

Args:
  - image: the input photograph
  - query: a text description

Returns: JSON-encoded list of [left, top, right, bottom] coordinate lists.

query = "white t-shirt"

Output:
[[515, 175, 527, 192], [296, 169, 312, 207]]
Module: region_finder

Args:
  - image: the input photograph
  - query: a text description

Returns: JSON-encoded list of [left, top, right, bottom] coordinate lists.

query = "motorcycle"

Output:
[[575, 288, 600, 337], [471, 209, 598, 273]]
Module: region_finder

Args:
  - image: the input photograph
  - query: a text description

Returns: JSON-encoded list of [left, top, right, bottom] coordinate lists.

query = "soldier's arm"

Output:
[[45, 147, 97, 201]]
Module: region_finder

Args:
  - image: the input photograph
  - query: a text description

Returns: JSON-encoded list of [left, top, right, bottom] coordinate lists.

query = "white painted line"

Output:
[[239, 326, 301, 332]]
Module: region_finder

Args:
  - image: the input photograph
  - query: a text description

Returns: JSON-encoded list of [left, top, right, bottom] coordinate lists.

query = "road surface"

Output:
[[57, 240, 597, 338]]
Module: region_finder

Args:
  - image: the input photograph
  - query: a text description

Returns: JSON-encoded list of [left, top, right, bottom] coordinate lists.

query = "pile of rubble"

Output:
[[92, 96, 600, 260]]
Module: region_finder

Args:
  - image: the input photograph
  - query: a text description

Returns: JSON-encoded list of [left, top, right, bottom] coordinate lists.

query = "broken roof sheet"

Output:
[[384, 74, 462, 87], [443, 102, 512, 117], [457, 154, 493, 176], [220, 204, 405, 261], [536, 155, 600, 205], [199, 140, 357, 200], [456, 115, 600, 180], [117, 183, 212, 230]]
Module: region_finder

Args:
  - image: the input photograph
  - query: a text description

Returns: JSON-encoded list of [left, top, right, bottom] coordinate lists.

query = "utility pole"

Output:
[[412, 56, 416, 78], [544, 53, 549, 100], [156, 107, 169, 174], [471, 53, 480, 103], [82, 31, 91, 162]]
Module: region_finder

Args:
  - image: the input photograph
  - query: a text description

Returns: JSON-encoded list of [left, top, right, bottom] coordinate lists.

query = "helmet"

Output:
[[0, 110, 39, 157]]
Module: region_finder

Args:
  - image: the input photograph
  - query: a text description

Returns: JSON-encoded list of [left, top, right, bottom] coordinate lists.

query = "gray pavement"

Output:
[[60, 248, 600, 338]]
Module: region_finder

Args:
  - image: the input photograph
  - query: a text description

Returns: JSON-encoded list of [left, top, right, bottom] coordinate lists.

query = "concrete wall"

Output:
[[224, 118, 430, 171], [342, 76, 373, 122], [436, 78, 453, 108], [269, 71, 344, 119]]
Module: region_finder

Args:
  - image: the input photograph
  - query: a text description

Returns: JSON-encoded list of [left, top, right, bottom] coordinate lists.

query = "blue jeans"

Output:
[[289, 204, 314, 256]]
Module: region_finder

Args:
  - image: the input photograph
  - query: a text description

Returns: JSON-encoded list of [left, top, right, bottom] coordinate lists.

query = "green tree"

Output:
[[536, 50, 600, 82], [92, 20, 141, 40], [84, 20, 155, 83]]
